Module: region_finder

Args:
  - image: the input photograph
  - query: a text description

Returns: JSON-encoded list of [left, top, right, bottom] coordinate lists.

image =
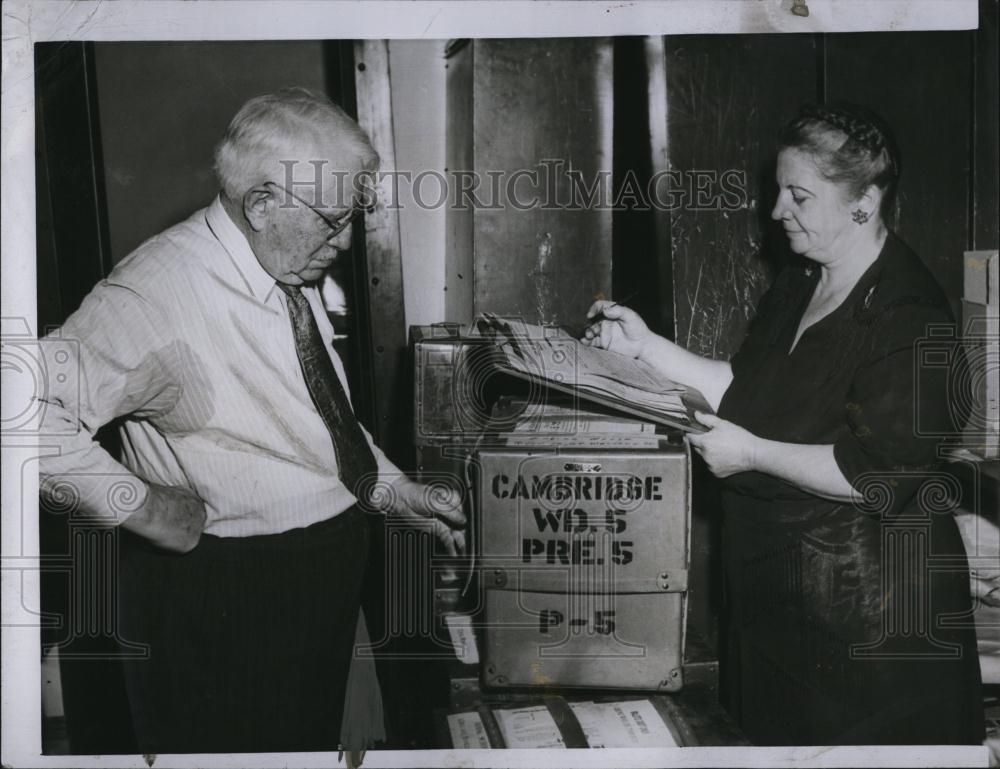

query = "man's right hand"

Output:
[[121, 483, 207, 553]]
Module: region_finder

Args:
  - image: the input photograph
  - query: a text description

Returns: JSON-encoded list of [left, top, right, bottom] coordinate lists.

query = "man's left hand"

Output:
[[380, 477, 467, 558], [685, 412, 760, 478]]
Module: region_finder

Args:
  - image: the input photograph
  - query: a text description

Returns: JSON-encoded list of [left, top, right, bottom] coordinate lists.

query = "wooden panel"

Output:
[[444, 40, 475, 325], [354, 40, 409, 457], [664, 34, 819, 360], [974, 0, 999, 250], [826, 32, 971, 319], [472, 38, 614, 325], [645, 35, 676, 341]]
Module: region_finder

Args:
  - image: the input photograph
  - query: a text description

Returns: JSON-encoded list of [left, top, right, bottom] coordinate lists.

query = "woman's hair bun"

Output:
[[800, 104, 886, 154]]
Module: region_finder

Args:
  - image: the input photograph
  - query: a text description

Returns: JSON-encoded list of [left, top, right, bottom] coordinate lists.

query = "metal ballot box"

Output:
[[410, 325, 540, 634], [410, 323, 508, 485], [410, 323, 503, 445], [474, 409, 691, 692]]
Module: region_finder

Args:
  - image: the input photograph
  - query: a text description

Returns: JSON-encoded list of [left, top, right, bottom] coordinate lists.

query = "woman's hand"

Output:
[[685, 412, 760, 478], [687, 416, 857, 501], [581, 300, 653, 358]]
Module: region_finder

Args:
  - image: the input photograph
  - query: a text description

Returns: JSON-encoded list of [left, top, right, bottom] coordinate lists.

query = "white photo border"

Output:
[[1, 1, 987, 768]]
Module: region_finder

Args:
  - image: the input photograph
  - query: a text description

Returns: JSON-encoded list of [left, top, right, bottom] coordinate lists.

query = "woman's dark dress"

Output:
[[716, 233, 984, 745]]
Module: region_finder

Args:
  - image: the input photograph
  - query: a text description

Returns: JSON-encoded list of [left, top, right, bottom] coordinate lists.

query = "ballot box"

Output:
[[411, 323, 482, 485], [473, 404, 691, 692]]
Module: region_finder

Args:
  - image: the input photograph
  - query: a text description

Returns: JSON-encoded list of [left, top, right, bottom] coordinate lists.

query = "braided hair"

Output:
[[778, 102, 902, 224]]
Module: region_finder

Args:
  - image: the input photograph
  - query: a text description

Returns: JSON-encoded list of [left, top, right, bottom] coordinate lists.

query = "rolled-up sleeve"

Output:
[[39, 282, 180, 524], [833, 302, 961, 500]]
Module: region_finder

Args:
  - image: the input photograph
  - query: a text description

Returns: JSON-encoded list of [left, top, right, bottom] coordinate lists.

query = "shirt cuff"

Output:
[[40, 442, 150, 525]]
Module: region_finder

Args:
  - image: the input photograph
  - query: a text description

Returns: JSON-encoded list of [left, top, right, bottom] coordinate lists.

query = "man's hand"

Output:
[[379, 477, 467, 558], [685, 412, 760, 478], [581, 300, 653, 358], [121, 482, 207, 553]]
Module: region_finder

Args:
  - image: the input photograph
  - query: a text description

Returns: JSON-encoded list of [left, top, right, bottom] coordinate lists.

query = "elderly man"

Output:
[[38, 88, 463, 753]]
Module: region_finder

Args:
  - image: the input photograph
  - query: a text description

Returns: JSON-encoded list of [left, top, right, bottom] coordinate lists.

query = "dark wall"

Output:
[[663, 34, 818, 360], [665, 22, 999, 360], [93, 41, 328, 264], [35, 42, 111, 331], [825, 31, 971, 321], [445, 38, 615, 326], [974, 0, 1000, 250]]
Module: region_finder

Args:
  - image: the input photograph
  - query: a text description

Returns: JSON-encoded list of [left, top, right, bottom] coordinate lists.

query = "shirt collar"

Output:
[[205, 194, 279, 303]]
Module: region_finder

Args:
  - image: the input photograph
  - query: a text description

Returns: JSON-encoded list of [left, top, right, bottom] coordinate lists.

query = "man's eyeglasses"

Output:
[[267, 182, 372, 242]]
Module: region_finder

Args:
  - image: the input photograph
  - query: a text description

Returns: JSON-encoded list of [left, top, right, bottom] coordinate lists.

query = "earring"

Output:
[[851, 209, 870, 225]]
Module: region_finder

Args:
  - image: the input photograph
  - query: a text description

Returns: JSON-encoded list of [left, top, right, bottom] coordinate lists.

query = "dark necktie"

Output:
[[279, 284, 377, 501]]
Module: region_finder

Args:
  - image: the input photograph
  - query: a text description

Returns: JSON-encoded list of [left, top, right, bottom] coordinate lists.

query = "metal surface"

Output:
[[444, 42, 475, 325], [482, 589, 686, 691], [411, 325, 497, 446], [445, 39, 614, 326], [415, 444, 471, 488]]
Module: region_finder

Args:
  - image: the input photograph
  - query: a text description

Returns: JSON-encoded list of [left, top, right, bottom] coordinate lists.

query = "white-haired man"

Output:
[[38, 88, 464, 753]]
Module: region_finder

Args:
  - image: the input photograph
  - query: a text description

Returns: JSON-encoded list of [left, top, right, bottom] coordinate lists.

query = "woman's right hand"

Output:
[[581, 300, 653, 358]]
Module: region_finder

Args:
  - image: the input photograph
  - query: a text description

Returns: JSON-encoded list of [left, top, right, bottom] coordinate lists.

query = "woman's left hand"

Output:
[[685, 413, 760, 478]]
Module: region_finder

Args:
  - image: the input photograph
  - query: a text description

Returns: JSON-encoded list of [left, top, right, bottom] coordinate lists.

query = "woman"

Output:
[[584, 103, 983, 745]]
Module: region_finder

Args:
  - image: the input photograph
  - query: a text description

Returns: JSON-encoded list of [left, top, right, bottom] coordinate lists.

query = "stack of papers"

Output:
[[474, 314, 711, 431]]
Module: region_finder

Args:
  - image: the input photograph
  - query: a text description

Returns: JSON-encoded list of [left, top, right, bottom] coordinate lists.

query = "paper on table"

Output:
[[447, 711, 491, 749], [493, 705, 566, 748], [568, 700, 679, 748]]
